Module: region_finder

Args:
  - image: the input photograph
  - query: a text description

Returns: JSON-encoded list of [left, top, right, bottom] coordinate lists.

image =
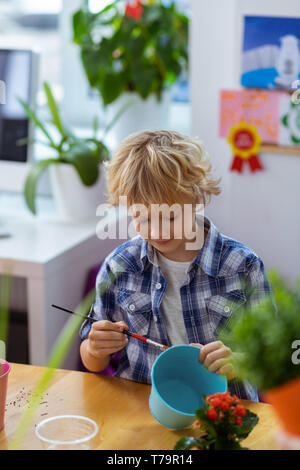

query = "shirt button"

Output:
[[156, 283, 162, 290], [129, 304, 135, 311], [224, 306, 230, 313]]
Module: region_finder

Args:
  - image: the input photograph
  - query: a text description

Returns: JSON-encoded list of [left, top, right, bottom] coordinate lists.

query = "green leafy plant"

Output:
[[73, 0, 189, 105], [174, 392, 259, 450], [17, 81, 121, 215], [219, 270, 300, 392]]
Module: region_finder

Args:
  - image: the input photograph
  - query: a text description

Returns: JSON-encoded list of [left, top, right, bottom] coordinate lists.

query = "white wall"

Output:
[[191, 0, 300, 284]]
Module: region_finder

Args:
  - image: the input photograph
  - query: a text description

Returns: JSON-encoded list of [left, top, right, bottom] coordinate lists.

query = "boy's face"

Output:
[[129, 199, 205, 255]]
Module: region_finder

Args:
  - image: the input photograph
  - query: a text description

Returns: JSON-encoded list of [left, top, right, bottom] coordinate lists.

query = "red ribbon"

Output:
[[230, 155, 264, 174]]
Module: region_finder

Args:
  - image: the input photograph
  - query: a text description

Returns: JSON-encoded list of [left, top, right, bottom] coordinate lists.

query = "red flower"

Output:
[[235, 405, 246, 417], [232, 394, 241, 403], [219, 400, 230, 411], [234, 417, 243, 426], [207, 392, 222, 402], [207, 408, 218, 420], [125, 0, 143, 20], [210, 398, 222, 408], [225, 396, 234, 406]]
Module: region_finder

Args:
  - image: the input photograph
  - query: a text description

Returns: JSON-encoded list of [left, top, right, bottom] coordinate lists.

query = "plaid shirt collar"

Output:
[[138, 216, 223, 277]]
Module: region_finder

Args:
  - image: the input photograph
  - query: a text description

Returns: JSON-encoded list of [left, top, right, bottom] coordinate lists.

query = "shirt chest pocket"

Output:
[[117, 288, 152, 337], [204, 290, 247, 339]]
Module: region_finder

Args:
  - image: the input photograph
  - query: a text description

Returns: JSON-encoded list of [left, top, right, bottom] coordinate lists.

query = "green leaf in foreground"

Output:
[[8, 288, 95, 450], [219, 270, 300, 391], [8, 207, 128, 450]]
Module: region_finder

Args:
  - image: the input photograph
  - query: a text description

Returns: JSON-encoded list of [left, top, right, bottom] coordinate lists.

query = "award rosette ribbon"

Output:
[[227, 122, 264, 173]]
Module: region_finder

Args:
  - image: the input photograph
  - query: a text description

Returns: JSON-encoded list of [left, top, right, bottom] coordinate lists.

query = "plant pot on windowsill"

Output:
[[219, 270, 300, 438], [17, 82, 116, 220]]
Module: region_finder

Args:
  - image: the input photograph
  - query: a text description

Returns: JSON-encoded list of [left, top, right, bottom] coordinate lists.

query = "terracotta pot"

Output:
[[264, 376, 300, 436]]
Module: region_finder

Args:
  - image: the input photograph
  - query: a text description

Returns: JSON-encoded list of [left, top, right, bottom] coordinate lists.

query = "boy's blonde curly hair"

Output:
[[103, 130, 222, 208]]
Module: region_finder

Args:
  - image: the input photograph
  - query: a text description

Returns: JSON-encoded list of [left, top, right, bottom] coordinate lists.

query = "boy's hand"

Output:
[[190, 341, 237, 380], [87, 320, 129, 359]]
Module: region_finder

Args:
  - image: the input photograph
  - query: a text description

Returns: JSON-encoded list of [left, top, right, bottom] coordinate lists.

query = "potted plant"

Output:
[[72, 0, 189, 141], [219, 270, 300, 437], [174, 392, 259, 450], [18, 82, 119, 220]]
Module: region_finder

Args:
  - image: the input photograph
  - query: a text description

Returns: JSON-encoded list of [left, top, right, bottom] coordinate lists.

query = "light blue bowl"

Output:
[[149, 345, 227, 430]]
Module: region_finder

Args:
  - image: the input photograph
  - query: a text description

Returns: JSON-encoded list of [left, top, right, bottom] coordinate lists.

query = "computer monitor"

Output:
[[0, 48, 39, 192]]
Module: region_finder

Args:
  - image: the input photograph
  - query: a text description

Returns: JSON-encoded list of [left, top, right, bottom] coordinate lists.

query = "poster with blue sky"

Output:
[[241, 16, 300, 90]]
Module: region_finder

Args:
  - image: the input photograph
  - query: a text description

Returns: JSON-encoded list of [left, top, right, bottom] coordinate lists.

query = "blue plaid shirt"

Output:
[[79, 216, 276, 401]]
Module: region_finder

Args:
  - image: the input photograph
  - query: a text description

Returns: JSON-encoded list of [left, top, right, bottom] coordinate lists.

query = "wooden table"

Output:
[[0, 363, 281, 450]]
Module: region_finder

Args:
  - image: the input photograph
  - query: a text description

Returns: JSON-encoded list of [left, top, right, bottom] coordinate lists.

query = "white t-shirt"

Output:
[[155, 250, 191, 346]]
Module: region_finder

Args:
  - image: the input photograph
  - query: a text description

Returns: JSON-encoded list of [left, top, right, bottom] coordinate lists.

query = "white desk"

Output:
[[0, 193, 124, 369]]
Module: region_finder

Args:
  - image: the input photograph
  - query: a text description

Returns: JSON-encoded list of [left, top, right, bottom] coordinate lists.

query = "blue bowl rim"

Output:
[[150, 344, 227, 417]]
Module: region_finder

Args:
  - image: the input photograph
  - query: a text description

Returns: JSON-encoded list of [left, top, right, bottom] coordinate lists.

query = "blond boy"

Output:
[[80, 130, 275, 400]]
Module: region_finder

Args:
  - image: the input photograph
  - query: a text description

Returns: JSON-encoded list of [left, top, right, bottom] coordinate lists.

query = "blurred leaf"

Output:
[[43, 82, 67, 138], [132, 59, 159, 98], [103, 99, 137, 137], [9, 288, 96, 450], [93, 116, 99, 139], [101, 71, 129, 105], [234, 410, 259, 439], [16, 137, 55, 149], [73, 8, 94, 45], [173, 436, 201, 450], [62, 145, 99, 186], [24, 159, 59, 215], [17, 98, 57, 149], [9, 230, 127, 450], [219, 270, 300, 390], [142, 6, 161, 24]]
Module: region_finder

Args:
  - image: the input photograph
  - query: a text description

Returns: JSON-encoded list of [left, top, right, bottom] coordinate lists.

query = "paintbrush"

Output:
[[51, 304, 169, 351]]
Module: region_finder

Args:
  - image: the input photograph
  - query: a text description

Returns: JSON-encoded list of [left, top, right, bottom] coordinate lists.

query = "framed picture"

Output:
[[241, 15, 300, 90]]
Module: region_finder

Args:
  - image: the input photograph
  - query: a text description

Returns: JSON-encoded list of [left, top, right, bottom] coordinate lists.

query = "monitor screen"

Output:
[[0, 49, 33, 163]]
